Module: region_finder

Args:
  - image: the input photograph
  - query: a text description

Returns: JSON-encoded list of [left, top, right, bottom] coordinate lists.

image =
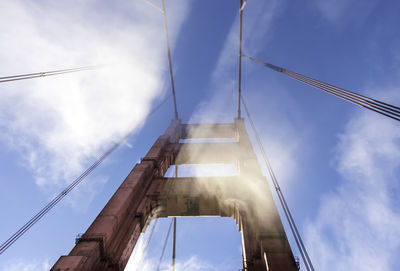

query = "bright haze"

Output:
[[1, 0, 400, 270]]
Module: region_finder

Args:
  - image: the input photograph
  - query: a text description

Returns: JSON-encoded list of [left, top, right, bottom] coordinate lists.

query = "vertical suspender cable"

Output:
[[172, 165, 178, 271], [143, 0, 163, 12], [236, 2, 312, 268], [241, 95, 314, 271], [237, 0, 244, 119], [172, 218, 177, 271], [161, 0, 179, 120]]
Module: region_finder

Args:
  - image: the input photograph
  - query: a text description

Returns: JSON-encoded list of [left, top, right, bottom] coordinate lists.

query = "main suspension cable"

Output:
[[0, 64, 110, 83], [0, 94, 171, 255], [243, 55, 400, 122], [241, 95, 314, 271]]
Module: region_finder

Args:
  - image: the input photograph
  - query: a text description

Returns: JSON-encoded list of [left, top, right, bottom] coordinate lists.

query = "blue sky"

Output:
[[1, 0, 400, 270]]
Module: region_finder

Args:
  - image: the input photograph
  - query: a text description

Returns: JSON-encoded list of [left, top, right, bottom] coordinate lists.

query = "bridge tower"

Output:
[[52, 119, 298, 271]]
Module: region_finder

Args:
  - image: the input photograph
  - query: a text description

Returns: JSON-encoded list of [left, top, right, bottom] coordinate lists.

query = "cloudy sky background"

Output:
[[1, 0, 400, 270]]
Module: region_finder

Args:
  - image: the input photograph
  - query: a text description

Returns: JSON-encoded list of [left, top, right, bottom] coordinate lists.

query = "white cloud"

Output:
[[127, 254, 222, 271], [305, 91, 400, 270], [173, 256, 218, 271], [0, 1, 190, 197]]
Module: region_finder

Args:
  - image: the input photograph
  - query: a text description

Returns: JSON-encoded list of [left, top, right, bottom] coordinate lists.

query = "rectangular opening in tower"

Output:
[[179, 138, 236, 143], [125, 217, 243, 270], [164, 164, 237, 178]]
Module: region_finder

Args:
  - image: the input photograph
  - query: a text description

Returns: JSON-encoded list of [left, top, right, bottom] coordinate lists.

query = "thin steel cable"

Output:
[[241, 96, 310, 271], [172, 165, 178, 271], [135, 219, 159, 271], [241, 95, 314, 271], [143, 219, 159, 256], [237, 0, 244, 118], [161, 0, 179, 120], [156, 218, 174, 271], [172, 217, 176, 271], [0, 64, 110, 83], [0, 94, 171, 255], [243, 54, 400, 122]]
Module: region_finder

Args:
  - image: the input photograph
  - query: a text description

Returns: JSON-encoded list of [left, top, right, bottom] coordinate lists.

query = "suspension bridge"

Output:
[[0, 1, 398, 270]]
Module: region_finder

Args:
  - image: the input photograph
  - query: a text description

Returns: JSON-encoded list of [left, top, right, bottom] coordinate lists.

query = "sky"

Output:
[[1, 0, 400, 270]]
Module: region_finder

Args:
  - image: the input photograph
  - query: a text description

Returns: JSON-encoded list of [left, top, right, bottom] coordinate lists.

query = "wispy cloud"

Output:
[[125, 222, 222, 271], [191, 0, 284, 123], [305, 90, 400, 270], [192, 0, 305, 186], [0, 1, 189, 199], [188, 0, 305, 227], [308, 0, 378, 26], [127, 254, 226, 271]]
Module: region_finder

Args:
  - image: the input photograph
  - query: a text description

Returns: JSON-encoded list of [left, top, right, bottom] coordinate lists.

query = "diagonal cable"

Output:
[[243, 54, 400, 122], [156, 218, 174, 271], [0, 94, 171, 255], [241, 94, 314, 271], [135, 219, 159, 270], [0, 64, 110, 83]]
